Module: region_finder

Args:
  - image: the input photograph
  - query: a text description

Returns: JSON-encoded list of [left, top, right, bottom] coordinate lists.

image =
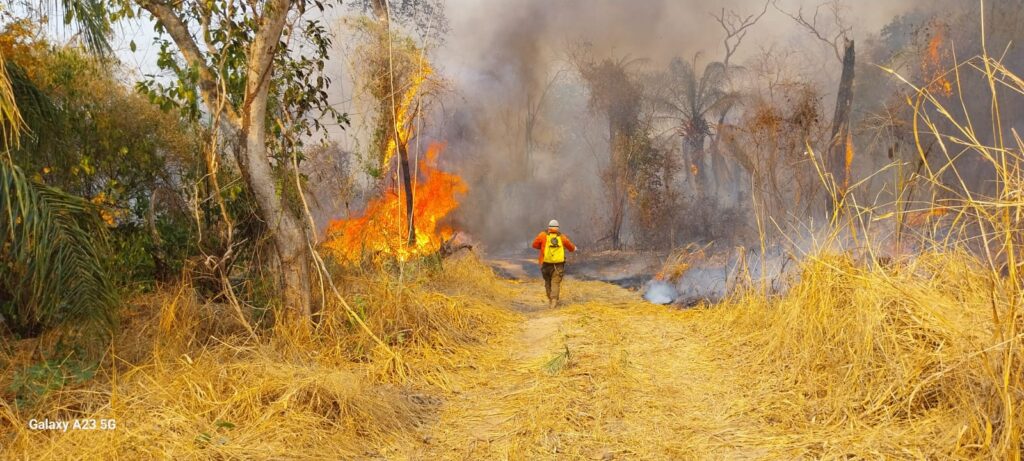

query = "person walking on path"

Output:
[[531, 220, 577, 308]]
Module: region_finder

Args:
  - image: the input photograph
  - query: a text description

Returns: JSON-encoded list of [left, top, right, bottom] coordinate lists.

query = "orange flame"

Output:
[[383, 58, 433, 166], [923, 22, 953, 97], [323, 143, 466, 263], [843, 132, 854, 191]]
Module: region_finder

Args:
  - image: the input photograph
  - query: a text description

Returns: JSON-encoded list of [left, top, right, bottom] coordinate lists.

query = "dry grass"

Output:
[[0, 255, 516, 460], [1, 247, 1021, 459], [410, 251, 1021, 459], [704, 252, 1022, 458], [4, 16, 1024, 461]]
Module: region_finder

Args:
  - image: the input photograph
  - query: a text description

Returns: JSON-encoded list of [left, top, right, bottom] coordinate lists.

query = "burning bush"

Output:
[[322, 143, 467, 264]]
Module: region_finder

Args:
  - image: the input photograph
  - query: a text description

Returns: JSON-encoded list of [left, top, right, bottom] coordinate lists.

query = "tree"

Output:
[[712, 0, 770, 70], [133, 0, 344, 320], [651, 56, 740, 207], [773, 0, 851, 64], [349, 0, 446, 246], [573, 52, 646, 250], [0, 50, 20, 148], [0, 0, 113, 145], [0, 28, 116, 337], [2, 25, 206, 287], [522, 68, 565, 177], [775, 0, 855, 217], [1, 0, 112, 54], [826, 40, 855, 218]]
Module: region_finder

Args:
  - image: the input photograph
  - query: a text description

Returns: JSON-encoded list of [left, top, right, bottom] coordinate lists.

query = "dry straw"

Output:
[[2, 10, 1023, 461]]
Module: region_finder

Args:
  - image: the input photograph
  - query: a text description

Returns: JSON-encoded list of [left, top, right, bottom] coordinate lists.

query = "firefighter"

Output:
[[531, 219, 577, 308]]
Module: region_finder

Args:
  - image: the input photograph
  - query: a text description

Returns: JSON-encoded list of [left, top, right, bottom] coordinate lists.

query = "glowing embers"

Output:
[[922, 21, 953, 97]]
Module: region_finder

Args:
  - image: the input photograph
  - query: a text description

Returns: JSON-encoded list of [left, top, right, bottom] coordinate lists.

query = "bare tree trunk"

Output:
[[240, 0, 312, 319], [147, 188, 169, 282], [612, 191, 625, 250], [372, 0, 416, 245], [608, 124, 627, 250], [827, 39, 855, 218], [370, 0, 389, 23], [138, 0, 313, 321], [398, 141, 416, 245]]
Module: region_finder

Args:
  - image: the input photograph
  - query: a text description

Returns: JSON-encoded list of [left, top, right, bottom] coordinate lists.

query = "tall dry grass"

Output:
[[2, 12, 1023, 461], [0, 255, 515, 459], [701, 20, 1024, 456], [700, 251, 1020, 458]]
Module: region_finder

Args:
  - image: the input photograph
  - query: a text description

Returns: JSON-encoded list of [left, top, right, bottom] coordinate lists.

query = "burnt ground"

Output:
[[485, 249, 667, 290]]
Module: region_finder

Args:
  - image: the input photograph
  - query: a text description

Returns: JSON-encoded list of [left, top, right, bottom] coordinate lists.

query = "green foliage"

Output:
[[0, 157, 117, 337], [133, 0, 351, 284], [3, 31, 201, 215], [137, 1, 348, 160], [1, 24, 208, 298], [7, 346, 97, 408], [108, 218, 195, 291], [544, 344, 572, 375], [59, 0, 113, 55]]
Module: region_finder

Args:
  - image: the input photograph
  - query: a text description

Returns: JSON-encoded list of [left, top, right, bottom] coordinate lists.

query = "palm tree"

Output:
[[0, 0, 111, 142], [1, 27, 117, 337], [652, 56, 740, 197], [16, 0, 112, 55], [0, 51, 22, 148]]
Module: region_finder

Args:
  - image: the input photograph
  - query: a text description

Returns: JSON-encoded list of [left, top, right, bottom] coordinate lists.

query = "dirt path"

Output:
[[413, 272, 759, 460]]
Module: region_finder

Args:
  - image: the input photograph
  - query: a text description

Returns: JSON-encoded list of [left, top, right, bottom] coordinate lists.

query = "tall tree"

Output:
[[370, 0, 416, 245], [353, 0, 446, 245], [133, 0, 344, 320], [775, 0, 854, 217], [574, 52, 645, 250], [652, 57, 739, 201]]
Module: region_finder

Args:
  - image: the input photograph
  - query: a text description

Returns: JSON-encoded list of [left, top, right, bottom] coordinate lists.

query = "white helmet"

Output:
[[548, 219, 559, 228]]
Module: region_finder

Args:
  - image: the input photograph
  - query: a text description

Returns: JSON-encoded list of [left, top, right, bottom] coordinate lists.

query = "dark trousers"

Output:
[[541, 262, 565, 301]]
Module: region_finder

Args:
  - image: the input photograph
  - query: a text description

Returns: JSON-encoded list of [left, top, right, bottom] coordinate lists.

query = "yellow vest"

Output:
[[543, 232, 566, 263]]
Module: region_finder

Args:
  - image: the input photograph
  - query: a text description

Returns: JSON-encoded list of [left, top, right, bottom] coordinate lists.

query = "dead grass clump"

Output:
[[302, 254, 517, 366], [704, 250, 1021, 458], [1, 253, 515, 459]]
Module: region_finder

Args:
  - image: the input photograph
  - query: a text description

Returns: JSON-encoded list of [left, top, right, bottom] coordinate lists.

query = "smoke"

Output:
[[425, 0, 928, 252], [643, 280, 678, 305]]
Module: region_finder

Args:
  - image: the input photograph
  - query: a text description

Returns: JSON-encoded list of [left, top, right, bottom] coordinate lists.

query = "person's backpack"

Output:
[[544, 232, 566, 263]]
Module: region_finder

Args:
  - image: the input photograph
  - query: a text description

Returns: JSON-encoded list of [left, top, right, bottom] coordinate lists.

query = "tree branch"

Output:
[[712, 0, 769, 69], [244, 0, 292, 116], [136, 0, 243, 127], [773, 0, 850, 63]]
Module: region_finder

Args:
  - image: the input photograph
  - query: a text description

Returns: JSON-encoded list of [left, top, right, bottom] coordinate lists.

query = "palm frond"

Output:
[[62, 0, 112, 55], [1, 157, 117, 337], [5, 60, 62, 154], [0, 51, 23, 149]]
